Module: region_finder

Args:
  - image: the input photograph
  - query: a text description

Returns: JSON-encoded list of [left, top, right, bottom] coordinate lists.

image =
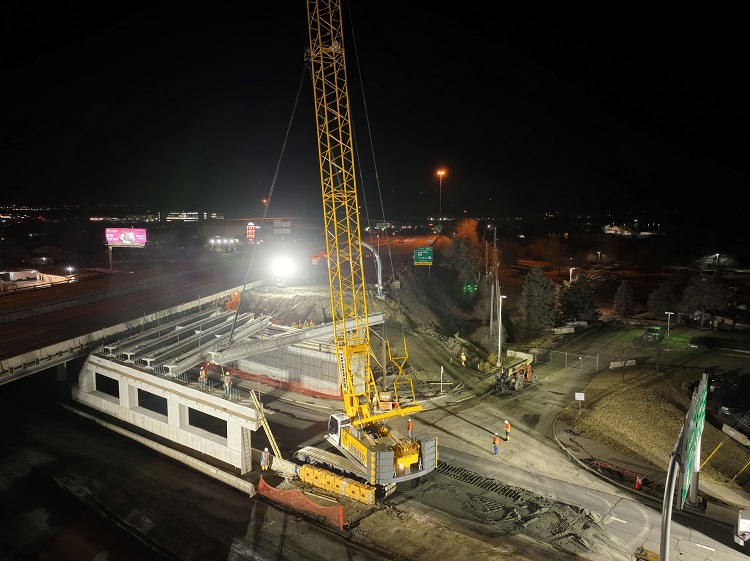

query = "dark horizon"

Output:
[[3, 3, 747, 223]]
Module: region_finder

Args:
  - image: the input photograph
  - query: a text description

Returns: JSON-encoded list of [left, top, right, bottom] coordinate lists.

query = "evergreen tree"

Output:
[[440, 219, 483, 288], [558, 274, 600, 322], [679, 275, 727, 327], [516, 267, 556, 340], [647, 281, 678, 318], [612, 279, 636, 317]]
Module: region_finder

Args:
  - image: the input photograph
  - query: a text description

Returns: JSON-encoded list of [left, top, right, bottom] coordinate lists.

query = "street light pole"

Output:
[[715, 253, 720, 267], [489, 226, 497, 332], [437, 169, 445, 217], [597, 251, 601, 267], [496, 289, 507, 367], [569, 267, 575, 282], [665, 311, 674, 343]]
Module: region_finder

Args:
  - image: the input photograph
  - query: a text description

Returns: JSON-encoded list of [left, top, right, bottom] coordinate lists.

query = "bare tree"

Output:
[[679, 275, 727, 327], [440, 219, 483, 287]]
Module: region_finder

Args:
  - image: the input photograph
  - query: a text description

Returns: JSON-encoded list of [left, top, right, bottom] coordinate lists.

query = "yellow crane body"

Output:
[[304, 0, 437, 492]]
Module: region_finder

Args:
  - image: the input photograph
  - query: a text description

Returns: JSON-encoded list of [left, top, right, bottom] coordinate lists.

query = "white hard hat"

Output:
[[495, 432, 498, 435], [264, 447, 268, 452], [505, 420, 508, 423]]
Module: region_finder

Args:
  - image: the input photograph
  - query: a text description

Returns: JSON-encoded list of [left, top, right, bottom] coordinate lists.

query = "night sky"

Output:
[[3, 3, 747, 222]]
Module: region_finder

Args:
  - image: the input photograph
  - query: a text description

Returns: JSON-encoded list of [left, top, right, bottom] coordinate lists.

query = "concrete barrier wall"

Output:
[[507, 350, 533, 363], [1, 286, 246, 383], [609, 359, 637, 369], [723, 424, 750, 447], [706, 500, 738, 525]]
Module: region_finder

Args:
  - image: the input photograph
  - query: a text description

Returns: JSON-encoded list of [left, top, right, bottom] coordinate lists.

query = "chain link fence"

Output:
[[534, 348, 599, 372]]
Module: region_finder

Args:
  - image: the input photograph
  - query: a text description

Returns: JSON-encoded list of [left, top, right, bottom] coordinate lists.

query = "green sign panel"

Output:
[[414, 246, 433, 266], [376, 223, 391, 230], [679, 374, 707, 509]]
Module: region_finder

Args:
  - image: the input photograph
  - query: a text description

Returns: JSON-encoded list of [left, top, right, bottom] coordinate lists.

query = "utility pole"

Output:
[[489, 226, 497, 332]]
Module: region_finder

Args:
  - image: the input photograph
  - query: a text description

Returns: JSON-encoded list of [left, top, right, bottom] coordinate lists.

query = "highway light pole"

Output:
[[569, 267, 575, 282], [489, 225, 497, 331], [497, 291, 507, 368], [597, 251, 601, 267], [437, 169, 445, 217]]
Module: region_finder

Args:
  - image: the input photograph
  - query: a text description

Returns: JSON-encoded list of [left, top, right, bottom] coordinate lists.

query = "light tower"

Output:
[[437, 169, 446, 216]]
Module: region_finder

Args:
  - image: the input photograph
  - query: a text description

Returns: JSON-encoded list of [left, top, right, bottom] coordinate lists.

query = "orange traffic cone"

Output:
[[635, 475, 643, 490]]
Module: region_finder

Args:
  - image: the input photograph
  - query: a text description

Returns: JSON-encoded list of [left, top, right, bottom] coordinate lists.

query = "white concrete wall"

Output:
[[73, 354, 260, 473]]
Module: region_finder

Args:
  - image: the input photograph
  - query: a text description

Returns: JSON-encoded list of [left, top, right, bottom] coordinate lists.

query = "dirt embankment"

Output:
[[558, 366, 750, 497]]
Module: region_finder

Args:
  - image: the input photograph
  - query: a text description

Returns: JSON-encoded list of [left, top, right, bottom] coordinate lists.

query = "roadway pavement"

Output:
[[240, 369, 750, 531]]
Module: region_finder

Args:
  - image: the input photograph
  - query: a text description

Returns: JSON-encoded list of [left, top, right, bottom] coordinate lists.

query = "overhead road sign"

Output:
[[414, 247, 433, 266]]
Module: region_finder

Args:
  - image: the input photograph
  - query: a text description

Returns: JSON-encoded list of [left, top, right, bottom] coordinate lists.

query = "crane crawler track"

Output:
[[434, 460, 605, 556]]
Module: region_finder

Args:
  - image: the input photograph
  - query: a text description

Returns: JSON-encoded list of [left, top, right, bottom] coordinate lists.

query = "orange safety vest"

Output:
[[504, 421, 511, 433]]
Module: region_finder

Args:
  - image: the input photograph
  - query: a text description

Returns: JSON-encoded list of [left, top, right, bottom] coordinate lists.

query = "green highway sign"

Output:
[[376, 223, 391, 230], [414, 246, 433, 266], [679, 374, 707, 509]]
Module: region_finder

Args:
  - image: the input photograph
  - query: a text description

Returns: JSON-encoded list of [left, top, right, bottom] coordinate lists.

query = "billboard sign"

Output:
[[105, 228, 148, 247], [246, 222, 256, 241]]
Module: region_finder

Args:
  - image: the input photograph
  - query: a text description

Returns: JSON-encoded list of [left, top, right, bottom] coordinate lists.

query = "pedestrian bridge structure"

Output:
[[72, 303, 384, 474]]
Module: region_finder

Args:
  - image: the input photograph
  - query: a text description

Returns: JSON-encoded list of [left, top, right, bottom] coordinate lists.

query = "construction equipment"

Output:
[[494, 358, 537, 393], [297, 0, 437, 496], [225, 290, 241, 311]]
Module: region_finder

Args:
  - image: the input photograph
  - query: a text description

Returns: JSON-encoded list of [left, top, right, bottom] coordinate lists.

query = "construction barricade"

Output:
[[258, 477, 345, 531]]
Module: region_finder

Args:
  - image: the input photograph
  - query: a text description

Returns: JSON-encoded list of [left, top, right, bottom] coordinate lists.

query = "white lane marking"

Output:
[[695, 543, 715, 551], [609, 516, 628, 523]]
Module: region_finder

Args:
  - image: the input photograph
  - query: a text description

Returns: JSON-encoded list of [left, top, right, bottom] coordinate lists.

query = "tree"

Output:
[[647, 281, 678, 318], [679, 275, 727, 327], [558, 274, 600, 322], [440, 219, 483, 288], [612, 279, 636, 317], [498, 240, 519, 273], [516, 267, 556, 340]]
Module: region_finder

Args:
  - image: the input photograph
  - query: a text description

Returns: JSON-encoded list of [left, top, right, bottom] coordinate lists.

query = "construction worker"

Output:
[[260, 447, 270, 471], [309, 319, 315, 327], [461, 351, 467, 367], [198, 368, 207, 391], [493, 433, 501, 456], [298, 320, 303, 329], [504, 420, 511, 441], [223, 371, 232, 398], [407, 417, 412, 439], [303, 320, 309, 328]]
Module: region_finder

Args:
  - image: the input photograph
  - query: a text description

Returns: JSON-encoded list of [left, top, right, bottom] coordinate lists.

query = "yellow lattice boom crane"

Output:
[[298, 0, 437, 496]]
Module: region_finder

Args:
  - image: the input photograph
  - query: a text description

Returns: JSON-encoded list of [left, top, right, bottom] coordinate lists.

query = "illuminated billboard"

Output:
[[105, 228, 148, 247]]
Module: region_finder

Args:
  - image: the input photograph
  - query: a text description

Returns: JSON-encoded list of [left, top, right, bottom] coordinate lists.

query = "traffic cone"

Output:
[[635, 475, 643, 490]]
